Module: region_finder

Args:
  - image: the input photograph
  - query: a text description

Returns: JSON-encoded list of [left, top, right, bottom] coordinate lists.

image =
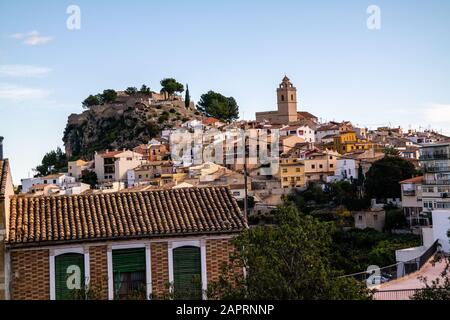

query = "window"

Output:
[[330, 164, 334, 168], [112, 248, 146, 300], [424, 201, 433, 209], [173, 246, 202, 299], [55, 253, 85, 300], [358, 215, 363, 221], [296, 168, 301, 172], [319, 164, 323, 169], [281, 95, 284, 101], [311, 165, 316, 169], [282, 168, 288, 173], [53, 180, 57, 184], [291, 94, 294, 100], [44, 180, 47, 184], [374, 214, 378, 221], [283, 177, 288, 181], [127, 157, 133, 161]]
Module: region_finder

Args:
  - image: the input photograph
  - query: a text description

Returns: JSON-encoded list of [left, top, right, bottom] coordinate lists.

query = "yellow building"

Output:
[[303, 150, 339, 184], [279, 158, 305, 188], [333, 131, 373, 154]]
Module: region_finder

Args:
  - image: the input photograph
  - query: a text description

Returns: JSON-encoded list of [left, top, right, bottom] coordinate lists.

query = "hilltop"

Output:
[[63, 90, 201, 159]]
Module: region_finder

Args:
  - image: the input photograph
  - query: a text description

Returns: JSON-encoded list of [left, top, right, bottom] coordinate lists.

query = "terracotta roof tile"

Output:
[[399, 176, 424, 184], [7, 186, 246, 246]]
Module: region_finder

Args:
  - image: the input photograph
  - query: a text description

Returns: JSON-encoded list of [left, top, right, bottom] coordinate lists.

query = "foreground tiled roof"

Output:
[[7, 186, 246, 246], [399, 176, 424, 184], [0, 159, 10, 199]]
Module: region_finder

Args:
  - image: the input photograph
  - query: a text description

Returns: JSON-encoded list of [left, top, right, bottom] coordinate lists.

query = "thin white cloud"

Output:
[[0, 83, 50, 102], [9, 31, 53, 46], [424, 104, 450, 136], [425, 104, 450, 124], [0, 65, 51, 77], [10, 33, 25, 39]]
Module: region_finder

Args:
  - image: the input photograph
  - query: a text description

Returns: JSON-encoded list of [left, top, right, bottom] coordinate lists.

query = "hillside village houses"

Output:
[[14, 76, 448, 214], [2, 76, 450, 299]]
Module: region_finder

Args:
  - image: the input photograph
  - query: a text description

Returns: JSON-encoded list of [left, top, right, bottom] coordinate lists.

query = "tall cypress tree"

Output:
[[184, 84, 190, 109]]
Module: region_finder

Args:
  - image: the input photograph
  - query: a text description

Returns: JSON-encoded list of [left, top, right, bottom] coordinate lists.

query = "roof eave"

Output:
[[6, 228, 247, 250]]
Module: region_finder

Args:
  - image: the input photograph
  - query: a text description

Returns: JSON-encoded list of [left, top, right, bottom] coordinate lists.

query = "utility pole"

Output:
[[243, 135, 248, 222]]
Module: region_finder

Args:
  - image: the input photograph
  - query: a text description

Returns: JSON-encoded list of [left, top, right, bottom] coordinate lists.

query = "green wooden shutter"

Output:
[[112, 248, 147, 299], [173, 246, 202, 299], [55, 253, 85, 300], [112, 248, 146, 273]]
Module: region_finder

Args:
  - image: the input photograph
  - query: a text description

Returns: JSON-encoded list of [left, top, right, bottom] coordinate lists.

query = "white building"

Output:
[[280, 124, 316, 143], [27, 182, 91, 196], [315, 127, 339, 143], [432, 210, 450, 253], [94, 150, 145, 184], [67, 159, 91, 180], [21, 173, 76, 193], [335, 158, 358, 181]]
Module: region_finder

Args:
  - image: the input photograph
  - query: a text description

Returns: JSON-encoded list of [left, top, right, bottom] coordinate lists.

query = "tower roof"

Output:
[[279, 75, 294, 89]]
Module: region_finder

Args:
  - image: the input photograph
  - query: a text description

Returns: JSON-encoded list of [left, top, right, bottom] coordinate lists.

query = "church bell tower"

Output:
[[277, 75, 298, 123]]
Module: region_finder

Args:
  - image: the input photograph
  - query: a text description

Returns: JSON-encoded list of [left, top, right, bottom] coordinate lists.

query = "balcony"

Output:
[[423, 166, 450, 173], [403, 190, 416, 196], [419, 153, 450, 161], [422, 180, 450, 185]]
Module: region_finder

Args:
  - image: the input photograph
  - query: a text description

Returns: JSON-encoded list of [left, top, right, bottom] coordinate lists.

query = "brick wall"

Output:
[[10, 249, 49, 300], [6, 237, 237, 300], [0, 200, 5, 300], [151, 242, 169, 298], [206, 238, 236, 284], [0, 243, 5, 299], [89, 246, 108, 299]]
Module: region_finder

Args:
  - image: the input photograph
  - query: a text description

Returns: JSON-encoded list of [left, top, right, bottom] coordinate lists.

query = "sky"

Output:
[[0, 0, 450, 183]]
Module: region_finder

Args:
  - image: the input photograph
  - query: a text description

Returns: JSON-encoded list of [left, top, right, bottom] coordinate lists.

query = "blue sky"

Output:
[[1, 0, 450, 183]]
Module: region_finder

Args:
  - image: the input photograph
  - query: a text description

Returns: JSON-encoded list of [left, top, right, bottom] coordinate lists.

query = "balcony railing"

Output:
[[419, 153, 450, 161], [423, 166, 450, 173], [422, 180, 450, 185]]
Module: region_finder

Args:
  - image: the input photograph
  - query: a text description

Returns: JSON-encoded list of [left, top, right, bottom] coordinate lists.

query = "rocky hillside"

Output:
[[63, 92, 201, 159]]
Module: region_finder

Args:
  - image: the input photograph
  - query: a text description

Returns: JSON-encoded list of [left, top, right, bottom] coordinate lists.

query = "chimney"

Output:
[[0, 136, 3, 160]]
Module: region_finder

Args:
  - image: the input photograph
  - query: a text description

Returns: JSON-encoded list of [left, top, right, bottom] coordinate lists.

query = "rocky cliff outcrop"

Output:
[[63, 92, 200, 159]]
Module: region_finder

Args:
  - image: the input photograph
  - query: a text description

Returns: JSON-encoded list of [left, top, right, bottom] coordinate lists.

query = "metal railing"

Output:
[[341, 241, 440, 285], [422, 180, 450, 185], [372, 289, 421, 300], [419, 154, 450, 161], [424, 166, 450, 173], [419, 240, 439, 269]]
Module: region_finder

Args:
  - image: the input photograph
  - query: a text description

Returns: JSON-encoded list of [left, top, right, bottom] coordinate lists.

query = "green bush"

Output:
[[158, 114, 169, 123]]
